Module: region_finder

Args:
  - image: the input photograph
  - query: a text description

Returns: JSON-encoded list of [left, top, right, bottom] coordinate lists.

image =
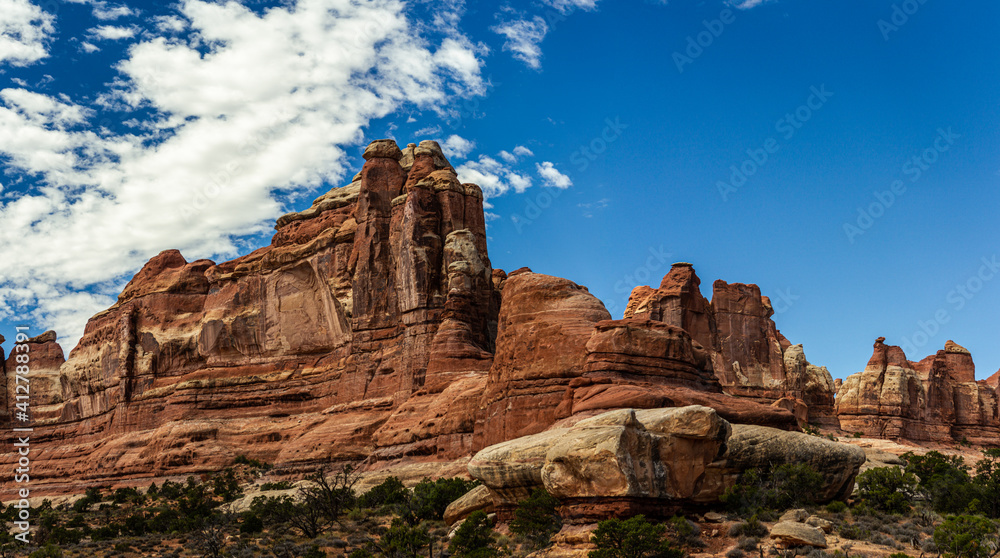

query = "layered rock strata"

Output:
[[626, 263, 837, 425], [836, 338, 1000, 445]]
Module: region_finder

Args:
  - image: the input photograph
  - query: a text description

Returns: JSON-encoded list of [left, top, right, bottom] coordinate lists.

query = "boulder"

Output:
[[778, 509, 809, 523], [770, 521, 827, 548], [805, 516, 833, 533], [469, 406, 730, 520], [443, 485, 495, 526], [725, 424, 866, 502]]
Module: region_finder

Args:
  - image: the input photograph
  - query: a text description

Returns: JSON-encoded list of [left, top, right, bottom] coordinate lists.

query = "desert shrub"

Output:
[[737, 537, 760, 551], [666, 516, 702, 549], [838, 523, 870, 541], [855, 467, 916, 514], [408, 478, 479, 522], [510, 489, 561, 550], [721, 464, 823, 515], [904, 451, 978, 514], [728, 516, 768, 538], [261, 481, 295, 491], [212, 468, 243, 502], [825, 500, 848, 514], [378, 517, 430, 558], [240, 512, 264, 533], [28, 545, 63, 558], [589, 515, 684, 558], [358, 477, 409, 512], [973, 449, 1000, 518], [234, 455, 271, 469], [449, 511, 498, 558], [726, 550, 745, 558], [933, 515, 999, 558]]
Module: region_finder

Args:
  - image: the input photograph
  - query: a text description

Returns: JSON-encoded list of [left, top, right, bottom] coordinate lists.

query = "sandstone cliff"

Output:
[[625, 263, 836, 425], [836, 337, 1000, 445], [2, 139, 499, 496]]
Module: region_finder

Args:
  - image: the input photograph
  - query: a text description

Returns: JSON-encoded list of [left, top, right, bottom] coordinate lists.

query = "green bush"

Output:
[[589, 515, 684, 558], [379, 517, 431, 558], [933, 514, 999, 558], [28, 545, 63, 558], [408, 477, 479, 521], [510, 489, 561, 550], [358, 476, 409, 512], [855, 467, 916, 514], [261, 481, 295, 491], [721, 464, 823, 515], [825, 500, 848, 513], [449, 510, 498, 558]]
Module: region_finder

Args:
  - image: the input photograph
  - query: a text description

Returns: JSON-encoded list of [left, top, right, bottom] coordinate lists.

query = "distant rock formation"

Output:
[[836, 338, 1000, 445], [625, 263, 837, 426]]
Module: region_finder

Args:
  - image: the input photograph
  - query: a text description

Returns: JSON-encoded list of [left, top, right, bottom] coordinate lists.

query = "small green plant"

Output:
[[449, 510, 498, 558], [825, 500, 848, 513], [509, 489, 561, 550], [589, 515, 684, 558], [261, 481, 295, 491]]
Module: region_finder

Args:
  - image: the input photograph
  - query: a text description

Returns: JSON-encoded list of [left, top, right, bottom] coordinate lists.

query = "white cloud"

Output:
[[536, 161, 572, 188], [441, 134, 475, 159], [153, 15, 187, 33], [545, 0, 600, 13], [88, 25, 138, 40], [80, 42, 100, 53], [727, 0, 772, 8], [92, 4, 137, 20], [0, 0, 54, 67], [492, 16, 547, 69], [499, 144, 533, 163], [0, 0, 486, 352], [456, 155, 533, 199]]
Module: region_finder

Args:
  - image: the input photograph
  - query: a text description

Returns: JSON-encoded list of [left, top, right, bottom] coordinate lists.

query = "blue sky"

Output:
[[1, 0, 998, 381]]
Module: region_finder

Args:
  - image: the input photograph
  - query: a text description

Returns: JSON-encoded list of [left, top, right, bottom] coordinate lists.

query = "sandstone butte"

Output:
[[0, 139, 996, 500]]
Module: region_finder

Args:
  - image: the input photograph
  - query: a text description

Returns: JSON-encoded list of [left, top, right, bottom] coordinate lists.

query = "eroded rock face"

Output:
[[473, 272, 611, 449], [3, 139, 500, 496], [624, 263, 836, 425], [836, 338, 1000, 444]]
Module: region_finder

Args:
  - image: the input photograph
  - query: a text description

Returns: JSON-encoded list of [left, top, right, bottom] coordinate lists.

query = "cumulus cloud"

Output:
[[457, 155, 533, 199], [536, 161, 573, 188], [0, 0, 54, 67], [0, 0, 486, 351], [441, 134, 475, 159], [492, 16, 548, 69]]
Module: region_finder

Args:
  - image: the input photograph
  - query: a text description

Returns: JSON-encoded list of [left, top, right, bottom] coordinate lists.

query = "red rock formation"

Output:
[[2, 139, 501, 497], [836, 338, 1000, 444], [473, 271, 611, 449], [624, 263, 836, 425]]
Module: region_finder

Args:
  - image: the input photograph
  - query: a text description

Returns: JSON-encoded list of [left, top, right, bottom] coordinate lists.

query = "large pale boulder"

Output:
[[725, 424, 866, 502], [470, 406, 730, 520], [443, 485, 495, 526]]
